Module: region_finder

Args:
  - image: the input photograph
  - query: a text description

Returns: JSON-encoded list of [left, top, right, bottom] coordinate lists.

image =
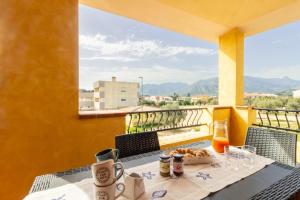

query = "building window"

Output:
[[121, 98, 126, 102], [95, 98, 100, 102], [100, 91, 105, 98], [121, 87, 126, 93]]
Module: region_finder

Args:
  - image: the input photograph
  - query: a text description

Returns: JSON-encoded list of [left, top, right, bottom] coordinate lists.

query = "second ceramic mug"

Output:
[[94, 182, 125, 200], [91, 159, 124, 186], [95, 148, 119, 162]]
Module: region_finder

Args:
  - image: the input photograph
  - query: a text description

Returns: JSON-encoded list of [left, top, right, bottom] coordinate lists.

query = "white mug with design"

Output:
[[91, 159, 124, 186], [94, 182, 125, 200]]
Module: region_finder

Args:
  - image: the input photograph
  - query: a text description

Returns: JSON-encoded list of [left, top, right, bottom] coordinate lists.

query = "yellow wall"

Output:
[[210, 106, 256, 146], [212, 106, 231, 136], [230, 107, 256, 146], [0, 1, 125, 199], [218, 28, 244, 106]]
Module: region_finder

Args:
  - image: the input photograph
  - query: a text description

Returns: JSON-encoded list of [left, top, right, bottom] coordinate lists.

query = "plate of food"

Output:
[[168, 148, 213, 165]]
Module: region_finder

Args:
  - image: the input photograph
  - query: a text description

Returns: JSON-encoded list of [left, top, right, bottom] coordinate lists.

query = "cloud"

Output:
[[80, 56, 138, 62], [271, 40, 283, 44], [79, 34, 216, 62], [79, 64, 217, 89]]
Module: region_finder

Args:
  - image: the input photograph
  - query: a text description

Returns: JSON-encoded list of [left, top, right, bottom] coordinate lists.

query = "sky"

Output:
[[79, 4, 300, 89]]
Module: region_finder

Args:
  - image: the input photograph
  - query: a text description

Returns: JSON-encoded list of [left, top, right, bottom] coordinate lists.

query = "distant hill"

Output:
[[143, 76, 300, 96], [79, 89, 94, 92]]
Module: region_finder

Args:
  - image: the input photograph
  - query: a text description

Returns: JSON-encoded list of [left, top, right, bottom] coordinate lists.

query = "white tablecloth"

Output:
[[24, 147, 274, 200]]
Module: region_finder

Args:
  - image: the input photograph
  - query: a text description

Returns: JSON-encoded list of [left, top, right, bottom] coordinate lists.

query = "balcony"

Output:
[[126, 107, 212, 147], [1, 1, 300, 199]]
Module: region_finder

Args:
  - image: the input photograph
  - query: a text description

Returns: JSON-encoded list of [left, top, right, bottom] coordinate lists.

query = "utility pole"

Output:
[[138, 76, 144, 111], [139, 76, 144, 131]]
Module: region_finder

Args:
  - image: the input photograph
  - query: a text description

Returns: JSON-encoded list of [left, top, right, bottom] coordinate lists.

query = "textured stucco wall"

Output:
[[218, 28, 244, 106], [212, 107, 231, 137], [230, 107, 256, 146], [0, 1, 125, 199], [211, 106, 256, 146]]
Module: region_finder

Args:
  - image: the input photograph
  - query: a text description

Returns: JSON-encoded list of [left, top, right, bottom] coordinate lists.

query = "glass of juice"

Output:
[[212, 120, 229, 153]]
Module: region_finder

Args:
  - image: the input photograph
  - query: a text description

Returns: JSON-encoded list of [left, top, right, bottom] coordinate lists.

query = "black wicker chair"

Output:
[[245, 127, 297, 167], [115, 131, 160, 159]]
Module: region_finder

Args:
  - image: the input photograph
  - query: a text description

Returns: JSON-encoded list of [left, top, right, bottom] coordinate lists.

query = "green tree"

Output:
[[207, 97, 218, 105], [142, 100, 156, 106], [161, 102, 179, 110], [196, 99, 207, 105], [158, 101, 166, 107], [170, 93, 179, 101], [286, 98, 300, 110]]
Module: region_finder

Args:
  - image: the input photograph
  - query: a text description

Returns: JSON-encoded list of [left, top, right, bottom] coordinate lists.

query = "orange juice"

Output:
[[212, 136, 229, 153]]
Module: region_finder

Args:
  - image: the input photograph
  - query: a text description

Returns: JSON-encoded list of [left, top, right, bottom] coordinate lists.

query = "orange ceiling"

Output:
[[80, 0, 300, 42]]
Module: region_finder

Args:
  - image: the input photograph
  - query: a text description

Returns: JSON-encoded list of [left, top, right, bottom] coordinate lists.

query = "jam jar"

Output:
[[160, 154, 171, 177], [173, 154, 184, 176]]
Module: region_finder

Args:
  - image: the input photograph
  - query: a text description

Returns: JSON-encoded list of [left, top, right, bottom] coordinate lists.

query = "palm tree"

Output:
[[170, 92, 179, 101]]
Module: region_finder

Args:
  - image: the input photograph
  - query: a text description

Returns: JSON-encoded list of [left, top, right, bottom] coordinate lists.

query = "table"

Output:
[[29, 141, 300, 200]]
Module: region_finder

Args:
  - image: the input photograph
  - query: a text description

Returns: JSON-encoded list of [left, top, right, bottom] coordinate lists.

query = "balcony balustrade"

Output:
[[126, 108, 209, 134], [253, 108, 300, 132]]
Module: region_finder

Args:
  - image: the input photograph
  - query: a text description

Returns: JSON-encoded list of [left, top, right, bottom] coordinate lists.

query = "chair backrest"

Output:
[[115, 131, 160, 159], [245, 126, 297, 167]]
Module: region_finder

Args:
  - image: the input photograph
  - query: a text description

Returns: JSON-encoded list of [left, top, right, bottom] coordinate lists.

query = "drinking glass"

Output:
[[212, 120, 229, 153], [224, 146, 240, 171], [241, 145, 256, 168]]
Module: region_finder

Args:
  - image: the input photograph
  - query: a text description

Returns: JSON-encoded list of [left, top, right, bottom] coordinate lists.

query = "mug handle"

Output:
[[115, 182, 125, 199], [114, 149, 119, 161], [114, 162, 124, 181]]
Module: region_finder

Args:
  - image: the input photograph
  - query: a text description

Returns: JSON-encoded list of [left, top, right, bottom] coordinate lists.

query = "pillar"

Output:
[[0, 1, 125, 199], [218, 28, 244, 106]]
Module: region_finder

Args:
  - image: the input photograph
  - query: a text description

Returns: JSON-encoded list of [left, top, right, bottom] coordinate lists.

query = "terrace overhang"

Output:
[[80, 0, 300, 42], [80, 0, 300, 106], [1, 1, 299, 199]]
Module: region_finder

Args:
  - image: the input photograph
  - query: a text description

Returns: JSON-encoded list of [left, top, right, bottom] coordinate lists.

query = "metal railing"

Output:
[[253, 107, 300, 132], [126, 108, 208, 134]]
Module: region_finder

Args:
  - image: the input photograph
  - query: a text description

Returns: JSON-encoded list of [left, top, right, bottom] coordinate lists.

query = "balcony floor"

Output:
[[158, 129, 212, 149]]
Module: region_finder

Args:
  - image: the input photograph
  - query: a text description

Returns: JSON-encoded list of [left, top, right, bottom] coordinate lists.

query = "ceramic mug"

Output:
[[123, 173, 145, 200], [91, 159, 124, 186], [95, 148, 119, 162], [94, 182, 125, 200]]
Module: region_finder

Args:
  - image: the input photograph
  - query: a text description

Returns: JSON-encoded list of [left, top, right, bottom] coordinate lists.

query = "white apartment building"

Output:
[[293, 89, 300, 98], [244, 93, 278, 98], [79, 91, 94, 110], [93, 77, 139, 110], [145, 96, 173, 103]]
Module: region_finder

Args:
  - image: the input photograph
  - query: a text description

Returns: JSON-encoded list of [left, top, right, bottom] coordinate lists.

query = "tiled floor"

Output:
[[159, 130, 211, 146]]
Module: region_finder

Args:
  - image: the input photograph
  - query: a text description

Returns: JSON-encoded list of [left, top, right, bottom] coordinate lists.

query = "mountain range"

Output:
[[143, 76, 300, 96]]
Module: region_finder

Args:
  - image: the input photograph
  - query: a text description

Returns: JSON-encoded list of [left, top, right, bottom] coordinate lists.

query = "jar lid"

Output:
[[160, 154, 170, 159], [173, 154, 183, 159]]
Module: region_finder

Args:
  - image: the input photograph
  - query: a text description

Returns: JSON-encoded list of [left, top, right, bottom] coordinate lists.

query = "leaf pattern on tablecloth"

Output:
[[52, 194, 66, 200], [152, 190, 167, 199], [142, 171, 156, 180], [196, 172, 212, 180], [211, 162, 221, 168]]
